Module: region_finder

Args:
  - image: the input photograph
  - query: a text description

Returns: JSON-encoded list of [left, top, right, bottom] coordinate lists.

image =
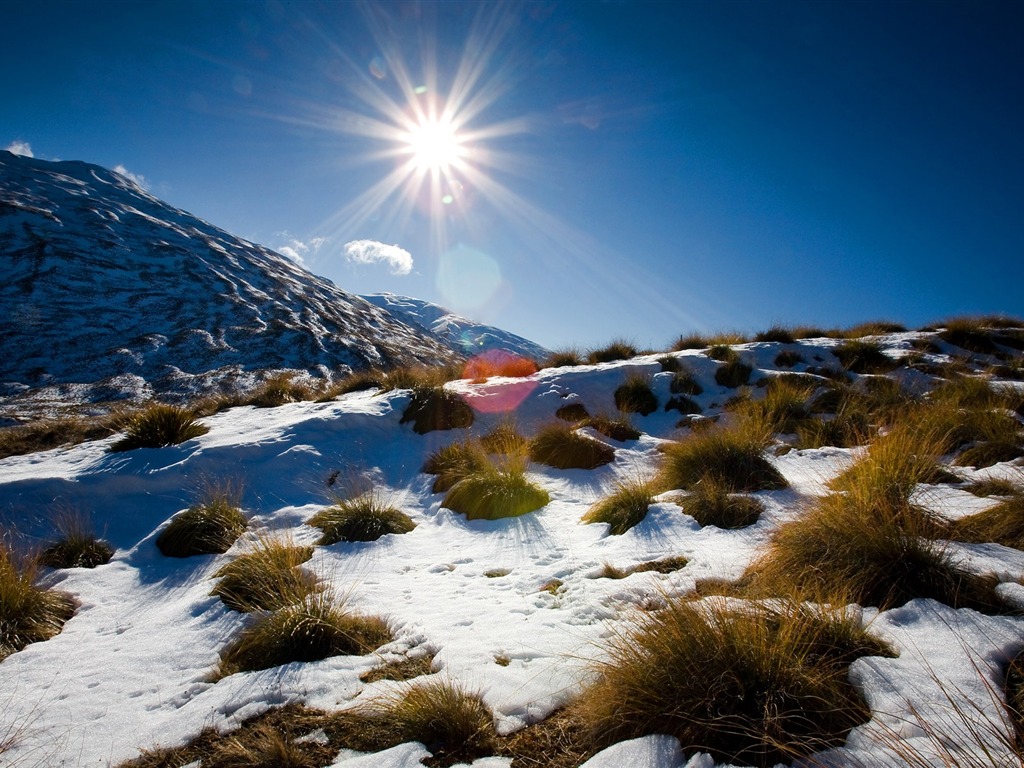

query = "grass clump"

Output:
[[39, 513, 113, 569], [576, 598, 890, 767], [774, 349, 805, 368], [842, 320, 907, 337], [338, 680, 496, 767], [964, 477, 1021, 497], [657, 355, 681, 372], [671, 333, 708, 351], [657, 423, 787, 493], [463, 351, 538, 380], [156, 491, 247, 558], [400, 385, 474, 434], [110, 404, 208, 451], [582, 478, 656, 535], [940, 317, 1002, 355], [833, 339, 901, 374], [665, 395, 702, 415], [669, 367, 703, 396], [422, 439, 490, 493], [678, 477, 764, 529], [554, 402, 589, 422], [1, 545, 76, 661], [210, 536, 316, 612], [748, 426, 1002, 611], [217, 592, 391, 677], [706, 344, 737, 362], [587, 340, 638, 364], [613, 374, 657, 416], [360, 651, 436, 684], [582, 414, 641, 442], [245, 373, 314, 407], [442, 456, 550, 520], [0, 414, 120, 459], [754, 325, 796, 343], [542, 347, 585, 368], [949, 494, 1024, 551], [735, 377, 815, 434], [715, 357, 754, 388], [529, 423, 616, 470], [479, 421, 529, 455], [308, 494, 415, 545]]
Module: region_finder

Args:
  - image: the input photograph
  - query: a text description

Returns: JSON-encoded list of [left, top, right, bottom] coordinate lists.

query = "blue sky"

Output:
[[3, 0, 1022, 350]]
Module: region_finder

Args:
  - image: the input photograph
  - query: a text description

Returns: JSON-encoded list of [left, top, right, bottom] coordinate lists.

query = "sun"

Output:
[[404, 115, 464, 173]]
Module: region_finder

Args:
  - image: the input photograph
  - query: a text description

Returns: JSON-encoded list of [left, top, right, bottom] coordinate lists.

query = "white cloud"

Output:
[[4, 140, 33, 157], [113, 164, 150, 190], [343, 240, 413, 276], [274, 233, 328, 266]]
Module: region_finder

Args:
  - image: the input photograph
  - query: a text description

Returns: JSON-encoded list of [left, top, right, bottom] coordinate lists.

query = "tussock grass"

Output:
[[582, 478, 656, 535], [708, 331, 748, 345], [671, 333, 708, 351], [715, 357, 754, 388], [587, 340, 638, 364], [665, 395, 702, 415], [554, 402, 589, 422], [582, 414, 641, 442], [949, 495, 1024, 551], [308, 494, 415, 545], [156, 488, 247, 558], [382, 364, 463, 391], [528, 423, 616, 470], [0, 414, 120, 459], [917, 381, 1024, 467], [833, 339, 901, 373], [677, 477, 764, 529], [841, 320, 907, 338], [39, 513, 113, 569], [245, 373, 314, 407], [479, 421, 529, 455], [210, 536, 316, 612], [792, 325, 828, 339], [734, 377, 815, 434], [795, 414, 869, 449], [110, 404, 208, 451], [657, 423, 787, 493], [754, 325, 797, 343], [964, 478, 1021, 497], [706, 344, 737, 362], [657, 355, 681, 372], [749, 427, 1002, 611], [940, 317, 1002, 355], [596, 556, 689, 579], [319, 369, 386, 399], [400, 385, 474, 434], [576, 597, 891, 766], [774, 349, 805, 368], [1, 545, 76, 661], [422, 439, 490, 493], [336, 679, 496, 767], [669, 367, 703, 395], [613, 374, 657, 416], [442, 456, 550, 520], [217, 591, 391, 677], [542, 347, 585, 368], [360, 651, 436, 683]]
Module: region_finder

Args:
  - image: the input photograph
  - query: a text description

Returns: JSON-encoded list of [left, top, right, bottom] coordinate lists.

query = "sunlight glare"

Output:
[[405, 115, 463, 173]]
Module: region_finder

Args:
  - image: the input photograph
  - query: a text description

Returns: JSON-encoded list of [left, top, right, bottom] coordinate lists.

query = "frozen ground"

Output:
[[1, 336, 1024, 767]]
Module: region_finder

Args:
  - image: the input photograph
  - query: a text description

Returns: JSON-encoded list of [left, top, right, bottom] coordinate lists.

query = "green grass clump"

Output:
[[587, 340, 638, 364], [156, 496, 247, 558], [678, 477, 764, 529], [211, 536, 316, 612], [308, 495, 415, 545], [576, 598, 890, 767], [39, 514, 113, 569], [582, 478, 655, 535], [217, 592, 391, 677], [833, 340, 901, 374], [657, 424, 787, 493], [442, 458, 550, 520], [529, 423, 616, 470], [400, 385, 475, 434], [110, 404, 208, 451], [715, 357, 753, 388], [422, 439, 490, 493], [246, 373, 314, 407], [1, 546, 76, 661], [613, 374, 657, 416]]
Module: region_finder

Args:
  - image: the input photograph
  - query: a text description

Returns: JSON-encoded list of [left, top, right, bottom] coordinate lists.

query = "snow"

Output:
[[1, 346, 1023, 768]]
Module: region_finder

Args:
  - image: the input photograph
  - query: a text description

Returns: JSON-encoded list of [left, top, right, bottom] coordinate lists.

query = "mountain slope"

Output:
[[0, 151, 458, 413], [361, 292, 549, 361]]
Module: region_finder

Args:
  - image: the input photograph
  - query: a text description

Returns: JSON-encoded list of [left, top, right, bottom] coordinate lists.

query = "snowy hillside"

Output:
[[0, 151, 459, 417], [361, 293, 549, 362], [2, 323, 1024, 767]]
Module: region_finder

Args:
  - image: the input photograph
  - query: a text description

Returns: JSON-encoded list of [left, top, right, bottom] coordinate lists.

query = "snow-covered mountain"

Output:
[[0, 151, 459, 414], [361, 292, 549, 362]]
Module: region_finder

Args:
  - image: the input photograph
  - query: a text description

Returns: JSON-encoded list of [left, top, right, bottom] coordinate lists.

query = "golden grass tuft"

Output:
[[734, 376, 815, 435], [217, 591, 391, 677], [422, 439, 490, 493], [833, 339, 901, 374], [582, 478, 656, 535], [39, 512, 114, 569], [110, 404, 209, 451], [715, 357, 754, 388], [677, 476, 764, 529], [949, 494, 1024, 551], [0, 545, 76, 661], [442, 456, 550, 520], [528, 423, 616, 470], [307, 494, 415, 545], [245, 373, 315, 407], [656, 423, 787, 493], [575, 597, 892, 767], [0, 413, 120, 459], [542, 347, 585, 368], [669, 367, 703, 395], [210, 535, 316, 612], [581, 414, 642, 442], [156, 490, 247, 558]]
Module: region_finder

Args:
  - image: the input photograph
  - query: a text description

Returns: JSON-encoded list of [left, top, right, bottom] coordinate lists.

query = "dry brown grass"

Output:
[[656, 422, 787, 493]]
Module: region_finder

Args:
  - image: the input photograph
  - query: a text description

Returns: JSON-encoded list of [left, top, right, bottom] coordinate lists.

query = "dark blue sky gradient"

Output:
[[2, 1, 1022, 348]]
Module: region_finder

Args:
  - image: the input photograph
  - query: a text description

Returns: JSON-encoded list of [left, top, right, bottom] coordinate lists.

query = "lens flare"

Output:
[[404, 115, 464, 173]]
